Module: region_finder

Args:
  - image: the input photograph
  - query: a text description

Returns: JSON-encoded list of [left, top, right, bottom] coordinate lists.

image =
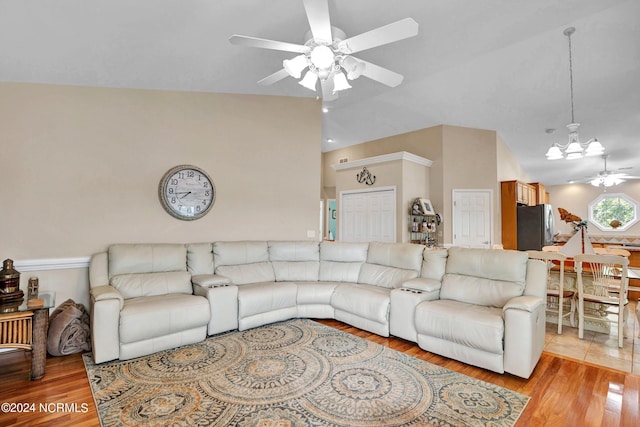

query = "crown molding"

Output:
[[332, 151, 432, 171]]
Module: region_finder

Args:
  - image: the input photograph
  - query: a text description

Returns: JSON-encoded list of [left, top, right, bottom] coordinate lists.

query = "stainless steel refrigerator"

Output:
[[517, 204, 555, 251]]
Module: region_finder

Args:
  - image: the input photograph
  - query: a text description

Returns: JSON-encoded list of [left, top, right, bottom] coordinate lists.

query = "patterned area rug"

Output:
[[83, 319, 529, 426]]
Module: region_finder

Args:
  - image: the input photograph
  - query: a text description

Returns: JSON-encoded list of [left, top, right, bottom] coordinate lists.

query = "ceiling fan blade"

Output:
[[321, 78, 338, 101], [339, 18, 419, 54], [353, 58, 404, 87], [229, 35, 307, 53], [257, 69, 290, 86], [303, 0, 332, 44]]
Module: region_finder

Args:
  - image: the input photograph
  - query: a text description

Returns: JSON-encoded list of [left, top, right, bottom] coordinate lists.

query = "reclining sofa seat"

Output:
[[89, 244, 210, 364], [331, 241, 425, 336], [212, 241, 299, 331], [414, 246, 546, 379]]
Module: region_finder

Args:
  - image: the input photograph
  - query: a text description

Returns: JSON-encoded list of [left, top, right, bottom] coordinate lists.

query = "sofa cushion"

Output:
[[110, 271, 192, 299], [319, 241, 368, 282], [440, 247, 528, 307], [268, 241, 320, 281], [272, 261, 320, 282], [415, 299, 504, 354], [366, 242, 425, 271], [119, 294, 209, 344], [358, 263, 419, 288], [357, 242, 423, 288], [216, 262, 275, 285], [108, 244, 187, 277], [421, 248, 448, 281], [296, 282, 339, 305], [268, 241, 320, 261], [213, 241, 269, 266], [331, 284, 391, 324], [187, 243, 214, 275], [237, 282, 298, 318]]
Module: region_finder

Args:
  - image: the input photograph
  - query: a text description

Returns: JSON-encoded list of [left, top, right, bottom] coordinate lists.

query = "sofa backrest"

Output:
[[420, 248, 448, 281], [187, 243, 214, 275], [268, 241, 320, 282], [213, 241, 275, 285], [358, 242, 424, 288], [319, 241, 368, 283], [106, 244, 192, 299], [440, 246, 528, 307]]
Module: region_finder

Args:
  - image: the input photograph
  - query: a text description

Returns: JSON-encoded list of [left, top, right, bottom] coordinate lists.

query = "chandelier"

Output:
[[545, 27, 605, 160]]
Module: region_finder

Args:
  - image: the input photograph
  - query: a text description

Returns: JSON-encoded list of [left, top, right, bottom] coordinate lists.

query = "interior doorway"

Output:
[[452, 189, 493, 248]]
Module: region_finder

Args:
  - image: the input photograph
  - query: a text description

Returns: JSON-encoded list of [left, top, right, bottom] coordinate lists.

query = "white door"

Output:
[[452, 189, 493, 248], [340, 188, 396, 242]]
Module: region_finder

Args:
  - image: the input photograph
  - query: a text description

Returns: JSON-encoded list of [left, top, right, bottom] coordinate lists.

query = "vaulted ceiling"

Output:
[[1, 0, 638, 185]]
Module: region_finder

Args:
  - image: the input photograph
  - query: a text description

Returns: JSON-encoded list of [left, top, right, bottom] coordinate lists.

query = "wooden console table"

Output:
[[0, 292, 55, 379]]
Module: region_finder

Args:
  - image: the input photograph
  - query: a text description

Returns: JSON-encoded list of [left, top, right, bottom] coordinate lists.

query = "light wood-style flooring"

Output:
[[1, 319, 639, 427]]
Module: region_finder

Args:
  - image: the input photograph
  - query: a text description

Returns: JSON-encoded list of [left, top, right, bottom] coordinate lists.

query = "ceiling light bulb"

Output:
[[298, 70, 318, 91], [310, 45, 335, 70], [332, 71, 352, 93], [283, 54, 308, 79]]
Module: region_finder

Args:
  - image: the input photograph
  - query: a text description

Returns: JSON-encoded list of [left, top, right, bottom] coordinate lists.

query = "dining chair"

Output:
[[574, 253, 629, 348], [527, 250, 574, 334]]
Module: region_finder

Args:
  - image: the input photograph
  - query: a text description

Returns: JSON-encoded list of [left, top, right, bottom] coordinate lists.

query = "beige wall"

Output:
[[496, 134, 531, 182], [547, 181, 640, 236], [1, 83, 322, 307]]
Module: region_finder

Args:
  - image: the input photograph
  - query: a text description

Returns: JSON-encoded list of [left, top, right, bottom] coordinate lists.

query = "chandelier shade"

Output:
[[545, 27, 605, 160]]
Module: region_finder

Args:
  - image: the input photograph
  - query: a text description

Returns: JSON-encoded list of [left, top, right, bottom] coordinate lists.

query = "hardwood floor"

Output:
[[0, 320, 638, 426]]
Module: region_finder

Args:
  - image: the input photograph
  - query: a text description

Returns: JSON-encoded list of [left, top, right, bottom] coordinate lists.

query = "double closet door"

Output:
[[339, 188, 396, 243]]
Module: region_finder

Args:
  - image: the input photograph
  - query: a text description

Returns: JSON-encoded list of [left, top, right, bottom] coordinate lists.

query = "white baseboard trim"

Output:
[[13, 257, 91, 272]]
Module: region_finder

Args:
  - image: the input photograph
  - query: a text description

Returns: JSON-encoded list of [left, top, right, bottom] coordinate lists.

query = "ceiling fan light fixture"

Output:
[[591, 176, 625, 187], [299, 70, 318, 91], [283, 54, 309, 78], [309, 45, 335, 70], [340, 56, 365, 80], [332, 71, 352, 93]]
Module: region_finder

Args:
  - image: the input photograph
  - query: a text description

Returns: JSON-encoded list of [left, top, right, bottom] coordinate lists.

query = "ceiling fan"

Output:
[[229, 0, 418, 101], [581, 155, 640, 188]]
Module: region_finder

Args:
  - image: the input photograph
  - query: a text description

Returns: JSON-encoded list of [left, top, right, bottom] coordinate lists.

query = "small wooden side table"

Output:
[[0, 292, 55, 380]]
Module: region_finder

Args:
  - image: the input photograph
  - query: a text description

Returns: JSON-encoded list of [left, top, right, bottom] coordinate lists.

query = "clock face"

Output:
[[158, 165, 215, 220]]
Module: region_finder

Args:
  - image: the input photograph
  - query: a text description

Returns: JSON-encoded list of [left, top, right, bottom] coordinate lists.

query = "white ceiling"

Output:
[[1, 0, 638, 185]]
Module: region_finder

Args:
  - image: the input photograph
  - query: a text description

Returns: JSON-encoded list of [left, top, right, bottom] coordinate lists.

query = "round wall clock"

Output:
[[158, 165, 215, 220]]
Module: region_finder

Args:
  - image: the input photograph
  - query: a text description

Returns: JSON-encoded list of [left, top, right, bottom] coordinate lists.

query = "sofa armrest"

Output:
[[192, 274, 231, 288], [503, 295, 546, 379], [503, 295, 545, 314], [193, 283, 238, 335], [90, 285, 124, 309], [90, 285, 122, 364], [401, 278, 441, 293]]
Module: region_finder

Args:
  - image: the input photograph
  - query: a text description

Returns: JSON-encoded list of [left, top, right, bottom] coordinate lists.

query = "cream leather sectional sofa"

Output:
[[89, 240, 546, 379]]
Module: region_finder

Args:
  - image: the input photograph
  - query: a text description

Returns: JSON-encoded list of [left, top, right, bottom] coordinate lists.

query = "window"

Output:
[[588, 193, 638, 231]]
